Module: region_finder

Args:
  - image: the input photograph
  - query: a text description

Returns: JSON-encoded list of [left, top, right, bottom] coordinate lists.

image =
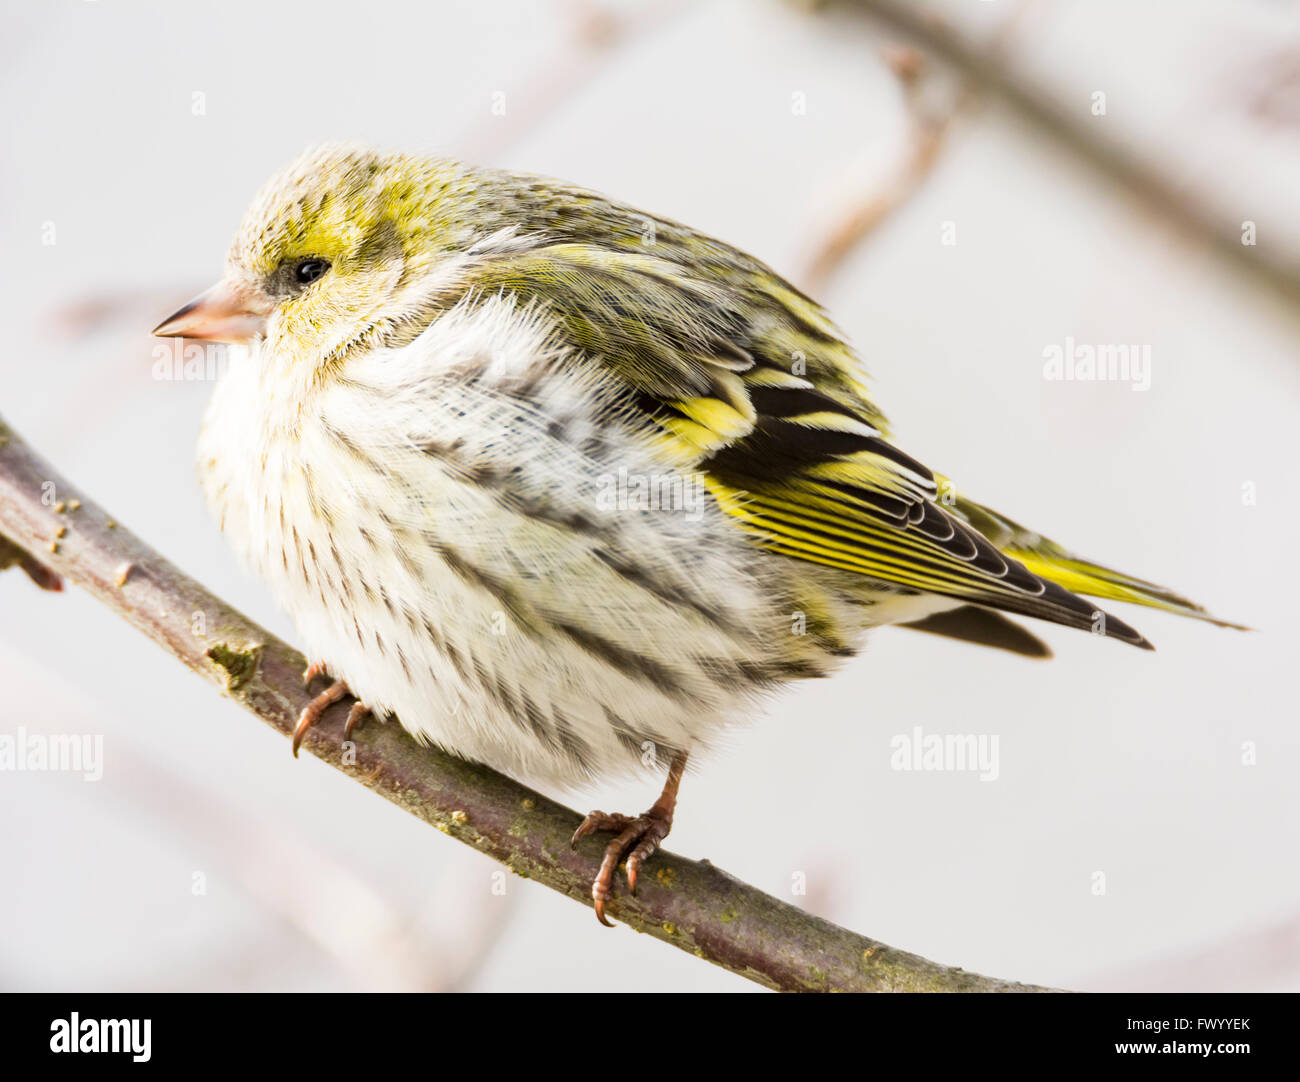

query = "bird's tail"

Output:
[[953, 496, 1249, 632]]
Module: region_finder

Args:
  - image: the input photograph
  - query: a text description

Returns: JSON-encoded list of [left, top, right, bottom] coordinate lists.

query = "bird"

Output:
[[153, 143, 1240, 926]]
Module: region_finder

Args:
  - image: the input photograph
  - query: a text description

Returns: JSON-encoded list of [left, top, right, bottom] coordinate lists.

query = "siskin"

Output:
[[155, 144, 1239, 925]]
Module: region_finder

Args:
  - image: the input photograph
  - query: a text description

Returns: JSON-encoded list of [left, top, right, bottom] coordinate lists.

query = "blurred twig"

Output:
[[800, 1, 1033, 292], [456, 0, 697, 164], [823, 0, 1300, 308], [800, 46, 960, 293], [0, 413, 1059, 993]]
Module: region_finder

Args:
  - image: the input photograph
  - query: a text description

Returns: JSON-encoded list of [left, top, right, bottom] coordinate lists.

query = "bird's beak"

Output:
[[152, 279, 272, 343]]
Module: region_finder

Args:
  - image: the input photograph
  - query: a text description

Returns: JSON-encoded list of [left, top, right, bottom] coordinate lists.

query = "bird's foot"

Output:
[[293, 664, 371, 757], [570, 752, 688, 927], [571, 808, 674, 927]]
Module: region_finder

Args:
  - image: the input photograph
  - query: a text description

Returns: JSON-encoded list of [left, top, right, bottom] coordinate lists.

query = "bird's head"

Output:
[[153, 144, 476, 359]]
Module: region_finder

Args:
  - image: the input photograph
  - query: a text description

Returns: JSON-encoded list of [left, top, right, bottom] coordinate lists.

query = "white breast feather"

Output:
[[198, 294, 801, 787]]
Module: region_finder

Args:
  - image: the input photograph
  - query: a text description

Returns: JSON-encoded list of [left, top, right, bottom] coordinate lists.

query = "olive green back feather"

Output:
[[412, 177, 1234, 649]]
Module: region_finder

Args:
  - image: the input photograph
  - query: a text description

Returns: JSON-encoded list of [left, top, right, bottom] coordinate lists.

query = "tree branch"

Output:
[[0, 413, 1058, 992]]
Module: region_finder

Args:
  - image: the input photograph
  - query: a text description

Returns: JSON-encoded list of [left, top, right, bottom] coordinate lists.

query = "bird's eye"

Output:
[[293, 258, 330, 286]]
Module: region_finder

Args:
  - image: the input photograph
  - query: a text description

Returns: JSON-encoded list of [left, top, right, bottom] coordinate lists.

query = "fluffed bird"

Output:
[[154, 144, 1240, 925]]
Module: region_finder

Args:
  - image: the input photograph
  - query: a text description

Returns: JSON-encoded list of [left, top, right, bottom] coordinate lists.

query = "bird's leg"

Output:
[[293, 661, 371, 757], [571, 752, 687, 927]]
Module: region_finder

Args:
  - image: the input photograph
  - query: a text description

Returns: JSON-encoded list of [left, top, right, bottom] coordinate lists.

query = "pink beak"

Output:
[[152, 279, 272, 343]]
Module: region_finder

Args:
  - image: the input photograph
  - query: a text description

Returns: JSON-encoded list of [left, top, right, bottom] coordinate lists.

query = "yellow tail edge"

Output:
[[1005, 550, 1252, 632]]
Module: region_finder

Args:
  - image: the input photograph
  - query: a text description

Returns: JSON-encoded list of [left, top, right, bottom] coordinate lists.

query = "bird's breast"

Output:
[[195, 324, 847, 786]]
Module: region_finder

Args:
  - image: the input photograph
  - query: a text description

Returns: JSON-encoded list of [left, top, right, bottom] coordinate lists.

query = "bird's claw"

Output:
[[292, 679, 350, 757], [344, 700, 370, 740], [571, 808, 673, 927]]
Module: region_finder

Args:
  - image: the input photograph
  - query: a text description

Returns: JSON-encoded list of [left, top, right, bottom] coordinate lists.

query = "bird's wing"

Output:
[[950, 497, 1248, 630], [449, 243, 1158, 646]]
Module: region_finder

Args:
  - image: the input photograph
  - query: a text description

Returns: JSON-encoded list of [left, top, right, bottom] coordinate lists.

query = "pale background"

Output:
[[1, 0, 1297, 992]]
